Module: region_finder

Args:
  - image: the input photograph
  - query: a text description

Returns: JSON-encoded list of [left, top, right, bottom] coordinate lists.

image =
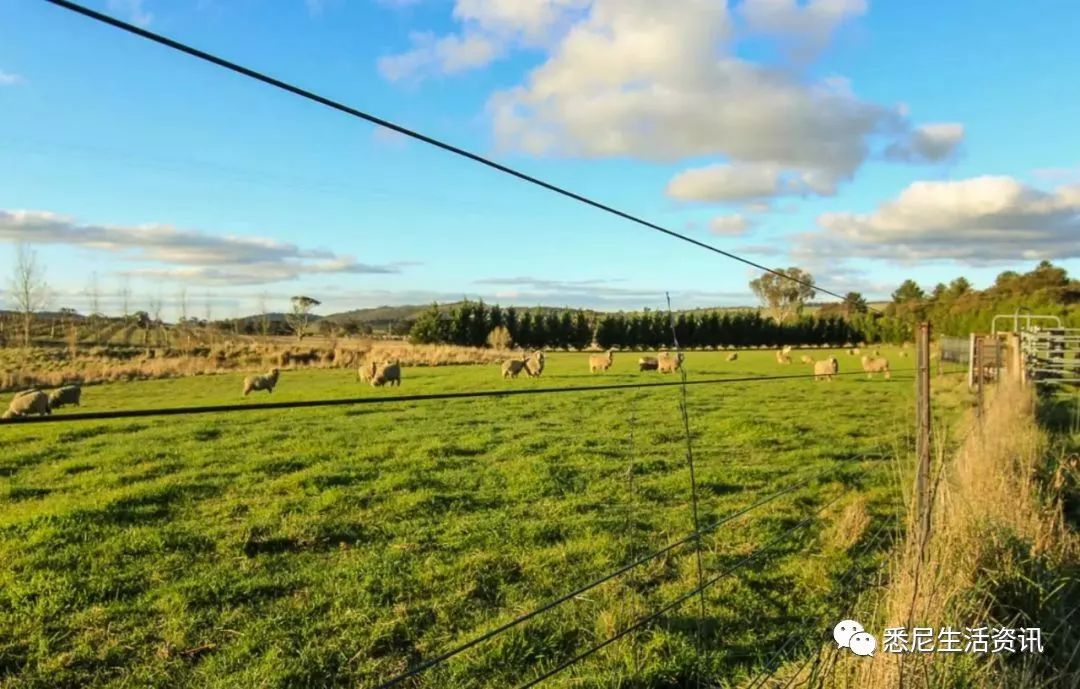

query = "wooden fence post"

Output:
[[915, 322, 932, 557]]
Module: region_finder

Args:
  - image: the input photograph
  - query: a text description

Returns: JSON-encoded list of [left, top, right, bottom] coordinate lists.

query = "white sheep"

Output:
[[776, 350, 792, 365], [371, 361, 401, 387], [814, 357, 839, 381], [525, 351, 545, 378], [726, 352, 738, 362], [658, 352, 684, 373], [242, 368, 280, 396], [589, 349, 614, 373], [781, 345, 793, 356], [861, 356, 891, 379], [800, 355, 814, 365], [502, 357, 529, 379], [357, 361, 375, 383], [48, 385, 81, 409], [638, 356, 659, 371], [2, 390, 51, 420]]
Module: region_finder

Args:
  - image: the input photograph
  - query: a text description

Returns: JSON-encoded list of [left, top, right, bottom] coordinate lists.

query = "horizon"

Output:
[[2, 1, 1079, 318]]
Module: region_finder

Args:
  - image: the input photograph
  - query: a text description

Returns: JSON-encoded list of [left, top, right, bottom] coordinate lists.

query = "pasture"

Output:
[[0, 348, 967, 688]]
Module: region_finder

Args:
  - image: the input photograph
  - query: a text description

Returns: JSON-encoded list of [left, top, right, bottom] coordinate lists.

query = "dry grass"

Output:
[[826, 378, 1080, 688], [0, 340, 512, 392]]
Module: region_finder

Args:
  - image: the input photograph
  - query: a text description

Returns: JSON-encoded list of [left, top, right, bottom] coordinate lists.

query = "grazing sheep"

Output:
[[873, 349, 881, 357], [658, 352, 684, 374], [2, 390, 51, 420], [357, 361, 375, 383], [800, 355, 814, 365], [850, 348, 861, 356], [860, 356, 891, 379], [639, 356, 659, 371], [502, 357, 529, 379], [814, 357, 839, 381], [781, 345, 793, 356], [776, 350, 792, 365], [525, 351, 545, 378], [48, 385, 81, 409], [371, 361, 402, 387], [899, 350, 909, 358], [726, 352, 738, 362], [589, 349, 614, 373], [242, 368, 280, 396]]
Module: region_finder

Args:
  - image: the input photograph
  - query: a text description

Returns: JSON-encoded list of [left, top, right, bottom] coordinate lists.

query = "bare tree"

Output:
[[177, 287, 188, 324], [286, 295, 320, 341], [148, 294, 164, 346], [118, 278, 132, 320], [86, 272, 102, 316], [10, 243, 49, 347]]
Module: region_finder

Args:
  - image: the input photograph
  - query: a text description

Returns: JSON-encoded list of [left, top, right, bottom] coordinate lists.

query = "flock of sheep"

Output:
[[1, 385, 81, 420], [3, 346, 897, 419], [772, 344, 891, 380]]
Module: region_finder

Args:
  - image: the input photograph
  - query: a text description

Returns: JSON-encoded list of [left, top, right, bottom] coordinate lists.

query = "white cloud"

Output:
[[108, 0, 153, 27], [739, 0, 867, 59], [0, 210, 402, 286], [378, 0, 588, 81], [708, 214, 754, 236], [380, 0, 962, 204], [884, 122, 965, 163], [668, 162, 839, 202], [796, 176, 1080, 264], [0, 70, 23, 86], [378, 31, 502, 82]]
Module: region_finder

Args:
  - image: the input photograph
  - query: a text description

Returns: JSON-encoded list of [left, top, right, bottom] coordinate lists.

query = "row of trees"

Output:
[[408, 300, 864, 350]]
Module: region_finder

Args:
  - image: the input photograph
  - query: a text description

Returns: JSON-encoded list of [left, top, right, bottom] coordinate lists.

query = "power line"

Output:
[[515, 495, 842, 689], [42, 0, 879, 312], [1, 369, 917, 425], [374, 470, 824, 689]]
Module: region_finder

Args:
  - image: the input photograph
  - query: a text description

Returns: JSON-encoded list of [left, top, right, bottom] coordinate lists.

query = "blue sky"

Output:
[[1, 0, 1078, 318]]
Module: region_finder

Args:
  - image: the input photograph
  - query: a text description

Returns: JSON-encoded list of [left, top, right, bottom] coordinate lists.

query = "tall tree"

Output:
[[10, 243, 49, 347], [749, 267, 816, 323], [891, 279, 926, 303], [286, 295, 320, 341]]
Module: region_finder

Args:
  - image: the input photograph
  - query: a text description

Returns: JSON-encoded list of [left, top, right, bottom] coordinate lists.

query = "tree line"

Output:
[[409, 301, 864, 350]]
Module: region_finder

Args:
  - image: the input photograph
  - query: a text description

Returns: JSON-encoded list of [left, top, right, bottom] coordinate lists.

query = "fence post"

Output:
[[915, 322, 932, 558]]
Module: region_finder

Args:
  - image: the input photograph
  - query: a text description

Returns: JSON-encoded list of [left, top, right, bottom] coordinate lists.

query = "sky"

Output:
[[1, 0, 1078, 319]]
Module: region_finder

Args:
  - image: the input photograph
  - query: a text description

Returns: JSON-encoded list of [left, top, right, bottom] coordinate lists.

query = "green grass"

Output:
[[0, 348, 967, 688]]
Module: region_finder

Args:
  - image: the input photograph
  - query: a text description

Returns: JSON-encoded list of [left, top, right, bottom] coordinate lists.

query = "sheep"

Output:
[[781, 345, 793, 356], [800, 355, 814, 365], [502, 357, 529, 379], [357, 361, 375, 383], [371, 361, 402, 387], [2, 390, 51, 420], [849, 348, 861, 356], [814, 357, 839, 381], [638, 356, 659, 371], [776, 350, 792, 365], [589, 349, 614, 373], [48, 385, 81, 409], [726, 352, 738, 362], [899, 350, 909, 358], [242, 368, 280, 396], [524, 350, 545, 378], [658, 352, 684, 374], [860, 355, 891, 379]]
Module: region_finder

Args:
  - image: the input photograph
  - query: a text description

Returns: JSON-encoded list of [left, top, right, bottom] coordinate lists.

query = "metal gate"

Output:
[[1020, 327, 1080, 387]]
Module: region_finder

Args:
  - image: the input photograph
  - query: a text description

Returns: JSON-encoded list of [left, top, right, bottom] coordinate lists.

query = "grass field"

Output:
[[0, 348, 969, 688]]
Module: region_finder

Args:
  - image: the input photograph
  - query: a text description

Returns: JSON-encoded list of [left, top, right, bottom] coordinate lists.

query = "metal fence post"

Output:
[[915, 322, 932, 558]]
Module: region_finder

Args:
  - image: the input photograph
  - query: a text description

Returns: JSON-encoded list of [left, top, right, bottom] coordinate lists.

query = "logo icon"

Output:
[[833, 619, 877, 657]]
